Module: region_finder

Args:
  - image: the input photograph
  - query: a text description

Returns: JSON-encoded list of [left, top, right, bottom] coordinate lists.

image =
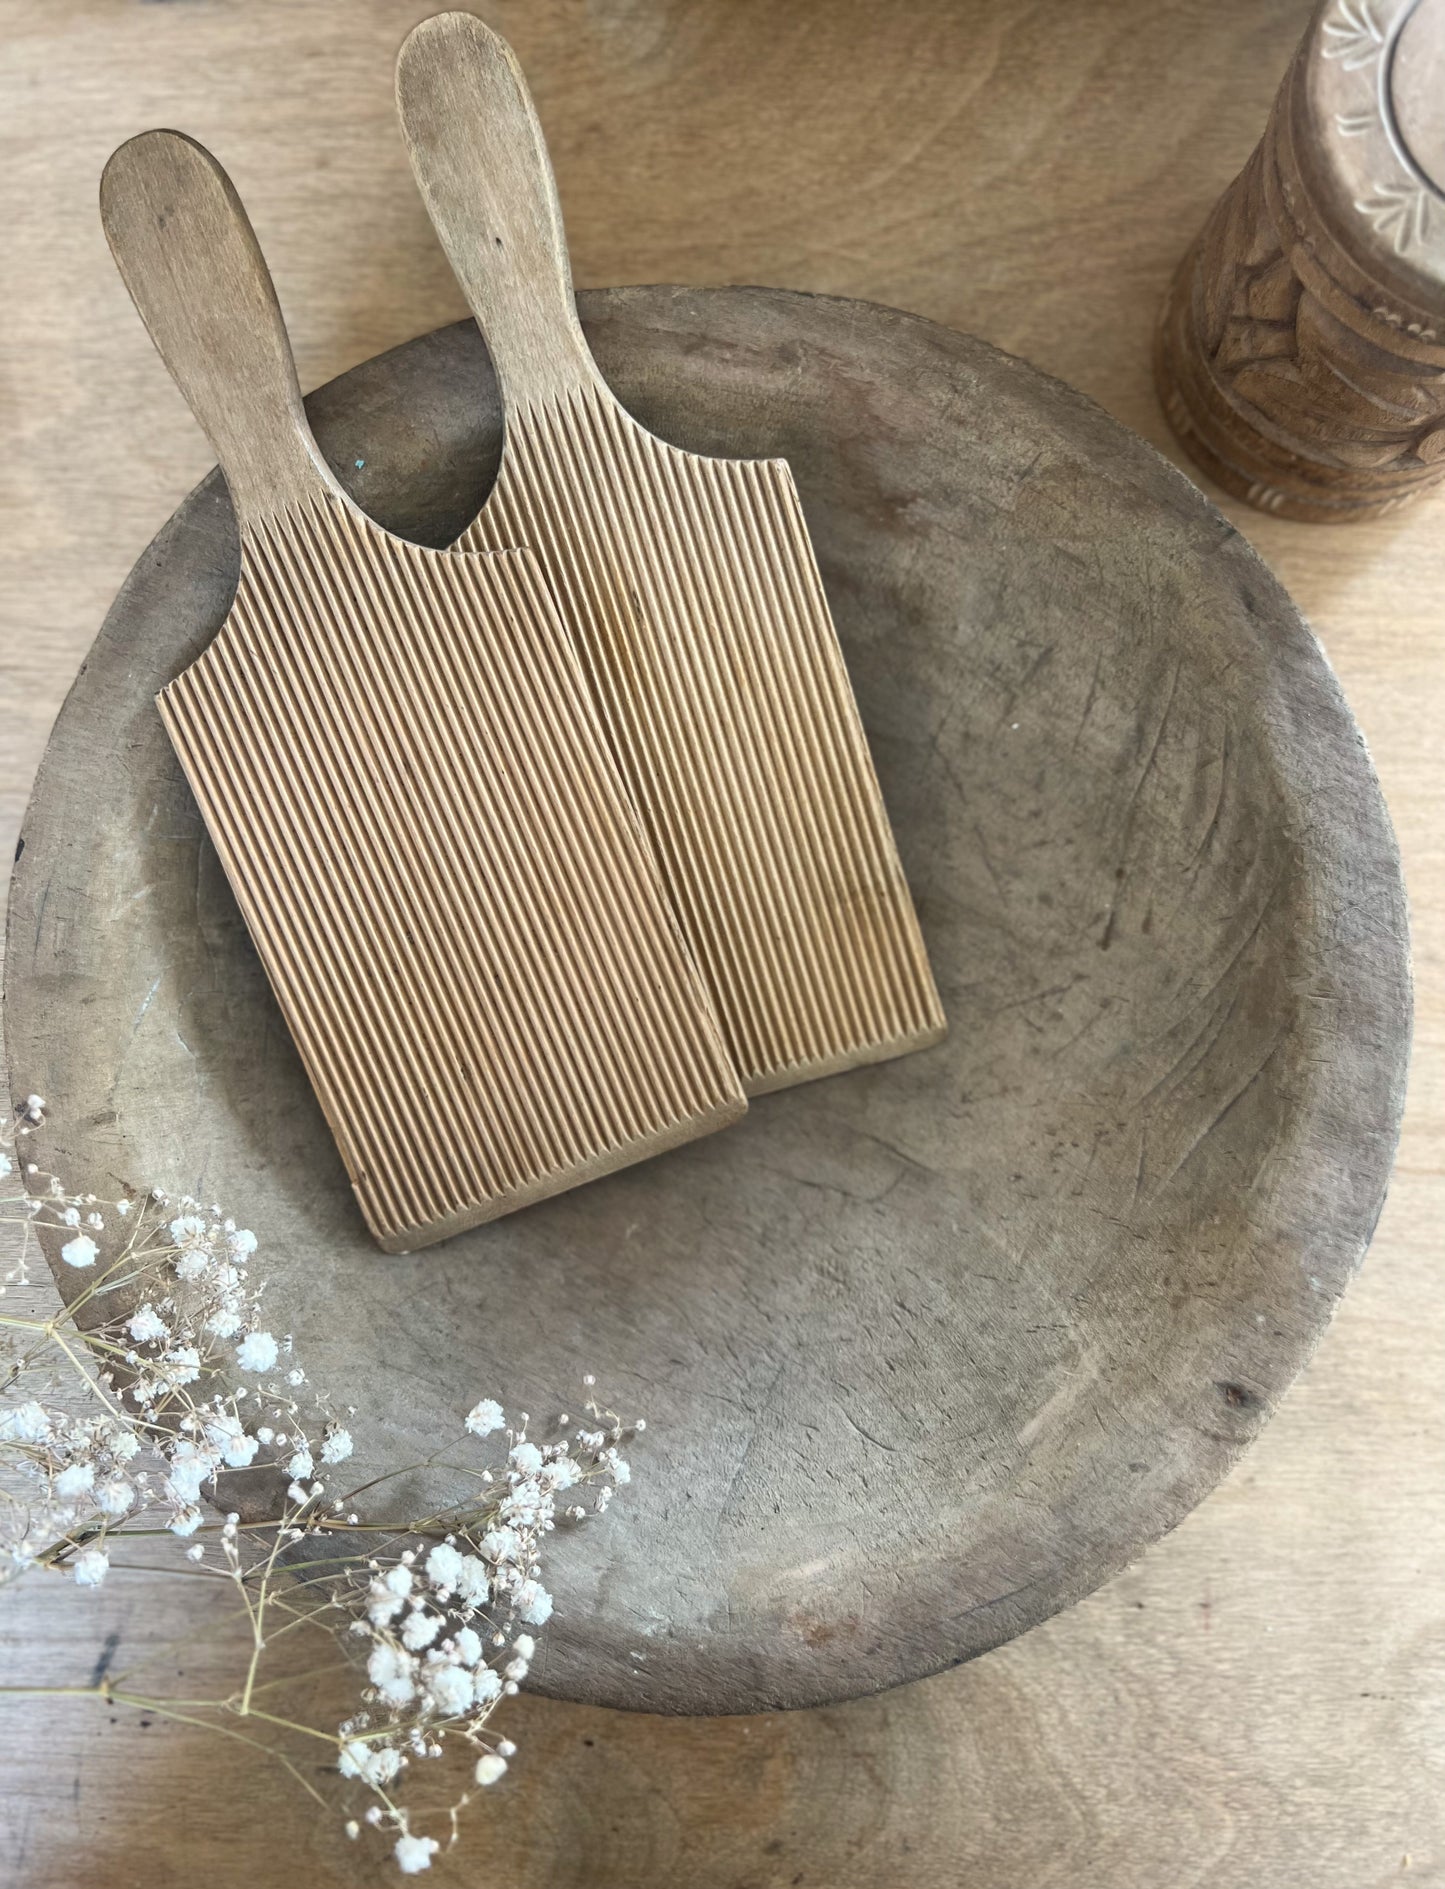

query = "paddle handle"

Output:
[[101, 131, 340, 523], [395, 11, 603, 410]]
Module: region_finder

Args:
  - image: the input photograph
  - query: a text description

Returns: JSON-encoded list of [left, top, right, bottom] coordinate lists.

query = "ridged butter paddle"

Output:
[[395, 12, 947, 1095], [100, 130, 745, 1252]]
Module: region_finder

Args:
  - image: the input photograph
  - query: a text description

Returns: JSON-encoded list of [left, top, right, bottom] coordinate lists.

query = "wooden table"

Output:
[[2, 1, 1441, 1882]]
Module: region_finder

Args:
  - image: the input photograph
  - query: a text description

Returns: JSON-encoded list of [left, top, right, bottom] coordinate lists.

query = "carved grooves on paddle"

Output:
[[459, 386, 947, 1095], [159, 499, 743, 1250]]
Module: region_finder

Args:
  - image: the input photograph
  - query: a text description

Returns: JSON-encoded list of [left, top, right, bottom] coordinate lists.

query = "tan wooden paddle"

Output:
[[100, 129, 745, 1253], [395, 13, 947, 1096]]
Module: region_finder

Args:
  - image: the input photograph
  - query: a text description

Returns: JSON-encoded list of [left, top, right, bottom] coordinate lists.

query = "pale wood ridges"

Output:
[[159, 496, 743, 1249], [460, 385, 947, 1094], [6, 4, 1439, 1871]]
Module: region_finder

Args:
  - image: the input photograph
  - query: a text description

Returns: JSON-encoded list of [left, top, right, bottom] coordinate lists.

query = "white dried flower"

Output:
[[394, 1833, 438, 1874], [0, 1400, 51, 1443], [339, 1738, 403, 1786], [515, 1580, 553, 1627], [0, 1130, 646, 1872], [499, 1478, 547, 1527], [160, 1345, 201, 1387], [235, 1330, 278, 1374], [479, 1526, 520, 1566], [424, 1543, 463, 1592], [465, 1398, 504, 1437], [165, 1441, 217, 1505], [96, 1478, 134, 1518], [203, 1412, 258, 1470], [423, 1660, 472, 1717], [367, 1581, 405, 1628], [72, 1548, 109, 1587], [127, 1304, 168, 1344], [453, 1556, 490, 1608], [168, 1214, 208, 1250], [319, 1425, 353, 1465], [471, 1666, 502, 1707], [54, 1462, 95, 1501], [366, 1643, 416, 1707], [401, 1609, 443, 1652], [508, 1440, 543, 1476]]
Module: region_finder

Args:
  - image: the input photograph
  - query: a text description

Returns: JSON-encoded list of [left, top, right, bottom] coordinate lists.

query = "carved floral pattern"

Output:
[[1158, 1, 1445, 518]]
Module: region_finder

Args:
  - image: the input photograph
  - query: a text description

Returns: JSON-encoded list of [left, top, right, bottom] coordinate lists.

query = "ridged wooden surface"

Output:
[[160, 496, 744, 1251], [2, 2, 1441, 1879], [460, 386, 946, 1094]]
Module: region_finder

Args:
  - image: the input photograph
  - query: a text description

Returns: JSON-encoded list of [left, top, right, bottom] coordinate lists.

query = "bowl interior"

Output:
[[4, 289, 1409, 1712]]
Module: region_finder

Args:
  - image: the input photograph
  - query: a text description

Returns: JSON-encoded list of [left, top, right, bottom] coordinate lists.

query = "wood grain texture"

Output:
[[100, 130, 743, 1250], [4, 291, 1410, 1709], [461, 384, 946, 1093], [397, 13, 945, 1093], [1, 0, 1443, 1884], [1157, 0, 1445, 520]]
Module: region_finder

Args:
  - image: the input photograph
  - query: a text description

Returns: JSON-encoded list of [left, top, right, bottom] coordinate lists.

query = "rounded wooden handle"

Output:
[[395, 11, 602, 409], [100, 130, 335, 521]]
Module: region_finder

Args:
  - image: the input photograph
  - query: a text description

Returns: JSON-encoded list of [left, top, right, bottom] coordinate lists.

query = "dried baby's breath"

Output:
[[0, 1100, 642, 1871]]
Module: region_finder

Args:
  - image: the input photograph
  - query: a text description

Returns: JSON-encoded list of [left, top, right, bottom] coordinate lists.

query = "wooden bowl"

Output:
[[4, 289, 1410, 1714]]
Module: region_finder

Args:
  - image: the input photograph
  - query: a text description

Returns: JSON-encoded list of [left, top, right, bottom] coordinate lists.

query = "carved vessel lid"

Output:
[[1300, 0, 1445, 319]]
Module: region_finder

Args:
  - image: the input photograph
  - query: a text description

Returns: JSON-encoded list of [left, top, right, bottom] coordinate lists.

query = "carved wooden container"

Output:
[[1157, 0, 1445, 521]]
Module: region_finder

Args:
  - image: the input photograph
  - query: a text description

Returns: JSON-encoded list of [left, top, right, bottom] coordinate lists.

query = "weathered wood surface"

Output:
[[2, 0, 1442, 1882], [5, 279, 1411, 1709], [396, 12, 946, 1095], [97, 128, 743, 1248], [1158, 0, 1445, 521]]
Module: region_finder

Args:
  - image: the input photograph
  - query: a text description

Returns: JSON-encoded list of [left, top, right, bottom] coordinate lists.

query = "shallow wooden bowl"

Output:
[[4, 289, 1410, 1713]]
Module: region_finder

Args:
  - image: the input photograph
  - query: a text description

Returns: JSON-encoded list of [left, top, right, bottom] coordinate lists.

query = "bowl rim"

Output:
[[3, 287, 1413, 1712]]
